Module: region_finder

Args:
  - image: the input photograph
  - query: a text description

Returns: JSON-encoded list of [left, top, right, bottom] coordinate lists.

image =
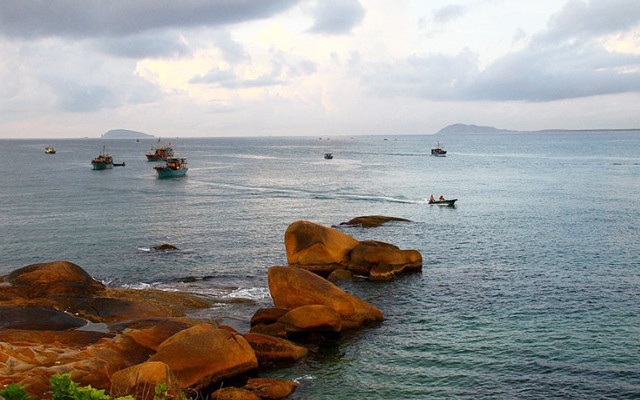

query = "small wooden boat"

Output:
[[44, 146, 56, 154], [91, 144, 113, 170], [431, 141, 446, 157], [428, 198, 457, 206], [324, 153, 333, 159], [154, 157, 188, 178]]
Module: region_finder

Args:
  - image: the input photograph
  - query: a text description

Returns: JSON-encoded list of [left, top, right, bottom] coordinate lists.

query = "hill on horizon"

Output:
[[436, 123, 640, 135], [102, 129, 154, 139]]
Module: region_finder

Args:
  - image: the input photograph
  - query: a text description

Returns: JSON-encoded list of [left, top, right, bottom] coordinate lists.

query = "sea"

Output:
[[1, 132, 639, 399]]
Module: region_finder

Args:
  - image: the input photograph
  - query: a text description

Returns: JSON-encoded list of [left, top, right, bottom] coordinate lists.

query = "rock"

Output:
[[0, 329, 108, 347], [285, 220, 359, 266], [244, 378, 298, 400], [210, 387, 261, 400], [123, 319, 195, 351], [149, 324, 258, 390], [0, 306, 86, 330], [0, 261, 104, 298], [278, 305, 342, 334], [327, 269, 353, 281], [249, 308, 289, 327], [152, 244, 179, 251], [284, 221, 422, 280], [242, 333, 308, 365], [346, 241, 422, 279], [338, 215, 411, 228], [110, 361, 180, 400], [268, 266, 383, 329]]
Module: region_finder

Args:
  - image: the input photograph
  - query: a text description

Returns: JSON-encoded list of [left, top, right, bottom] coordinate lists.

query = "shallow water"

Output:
[[1, 132, 639, 398]]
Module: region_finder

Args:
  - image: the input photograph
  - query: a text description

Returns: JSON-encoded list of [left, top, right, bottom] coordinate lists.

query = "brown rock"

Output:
[[0, 306, 86, 330], [338, 215, 411, 228], [242, 333, 308, 365], [285, 220, 359, 266], [150, 324, 258, 390], [1, 261, 104, 298], [278, 305, 342, 333], [268, 266, 383, 329], [250, 308, 289, 327], [327, 269, 353, 281], [0, 329, 108, 347], [152, 244, 179, 251], [124, 319, 195, 351], [210, 387, 261, 400], [347, 242, 422, 279], [244, 378, 298, 400], [110, 361, 180, 400]]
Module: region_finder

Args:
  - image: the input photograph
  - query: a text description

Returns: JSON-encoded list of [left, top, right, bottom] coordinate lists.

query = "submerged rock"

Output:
[[338, 215, 411, 228], [152, 243, 179, 251], [244, 378, 298, 399]]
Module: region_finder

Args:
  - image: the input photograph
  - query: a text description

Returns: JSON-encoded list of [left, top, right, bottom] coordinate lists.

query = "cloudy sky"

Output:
[[1, 0, 640, 138]]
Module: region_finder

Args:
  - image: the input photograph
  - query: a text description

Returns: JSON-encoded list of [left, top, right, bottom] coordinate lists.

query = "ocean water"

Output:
[[1, 132, 639, 399]]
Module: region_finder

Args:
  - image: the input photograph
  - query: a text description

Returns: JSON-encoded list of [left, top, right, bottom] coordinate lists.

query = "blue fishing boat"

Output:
[[154, 157, 188, 178], [91, 144, 113, 170]]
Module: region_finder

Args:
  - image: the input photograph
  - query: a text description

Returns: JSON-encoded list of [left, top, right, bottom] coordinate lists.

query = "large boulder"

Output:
[[0, 306, 86, 330], [278, 305, 342, 334], [0, 261, 104, 298], [110, 361, 180, 400], [284, 221, 422, 279], [268, 266, 383, 329], [149, 324, 258, 390], [285, 220, 359, 268]]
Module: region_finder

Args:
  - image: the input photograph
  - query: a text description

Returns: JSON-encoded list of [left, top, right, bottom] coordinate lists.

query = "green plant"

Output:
[[0, 383, 36, 400], [153, 383, 167, 400], [50, 374, 78, 400]]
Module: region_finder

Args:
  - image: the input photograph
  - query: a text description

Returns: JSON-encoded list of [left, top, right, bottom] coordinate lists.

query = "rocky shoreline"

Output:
[[0, 220, 421, 399]]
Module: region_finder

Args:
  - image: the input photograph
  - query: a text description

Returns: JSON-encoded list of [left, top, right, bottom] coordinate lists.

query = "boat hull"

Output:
[[431, 149, 447, 156], [92, 161, 113, 170], [428, 199, 457, 206], [155, 167, 188, 178]]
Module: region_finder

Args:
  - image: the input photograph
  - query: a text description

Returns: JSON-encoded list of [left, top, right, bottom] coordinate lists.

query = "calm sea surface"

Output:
[[1, 132, 639, 399]]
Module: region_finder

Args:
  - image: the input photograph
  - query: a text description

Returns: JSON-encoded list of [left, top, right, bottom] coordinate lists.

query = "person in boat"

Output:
[[430, 194, 435, 203], [439, 195, 445, 201]]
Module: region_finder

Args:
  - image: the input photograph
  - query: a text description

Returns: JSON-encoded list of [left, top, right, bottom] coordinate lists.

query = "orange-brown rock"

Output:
[[338, 215, 411, 228], [249, 308, 289, 327], [268, 266, 383, 329], [244, 378, 298, 400], [285, 220, 359, 266], [123, 319, 195, 351], [110, 361, 180, 400], [327, 269, 353, 281], [242, 333, 308, 365], [0, 329, 108, 347], [0, 261, 105, 298], [278, 305, 342, 333], [346, 241, 422, 280], [284, 221, 422, 280], [210, 387, 261, 400], [149, 324, 258, 390]]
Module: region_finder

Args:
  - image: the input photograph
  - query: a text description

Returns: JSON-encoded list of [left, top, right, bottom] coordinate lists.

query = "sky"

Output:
[[1, 0, 640, 138]]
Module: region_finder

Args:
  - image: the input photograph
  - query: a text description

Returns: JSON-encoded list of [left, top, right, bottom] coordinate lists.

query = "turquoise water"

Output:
[[1, 132, 639, 398]]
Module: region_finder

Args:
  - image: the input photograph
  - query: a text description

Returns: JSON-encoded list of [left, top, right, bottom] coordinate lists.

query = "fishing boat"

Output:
[[44, 146, 56, 154], [324, 153, 333, 159], [428, 198, 457, 206], [431, 141, 447, 157], [91, 144, 113, 170], [154, 157, 188, 178], [145, 139, 174, 161]]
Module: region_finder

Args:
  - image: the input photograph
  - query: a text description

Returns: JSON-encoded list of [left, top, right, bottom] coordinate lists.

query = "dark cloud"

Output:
[[0, 1, 301, 39], [307, 0, 364, 35], [99, 31, 190, 58]]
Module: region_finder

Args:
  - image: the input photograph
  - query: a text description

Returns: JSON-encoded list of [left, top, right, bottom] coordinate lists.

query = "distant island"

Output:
[[102, 129, 155, 139], [436, 123, 640, 135]]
